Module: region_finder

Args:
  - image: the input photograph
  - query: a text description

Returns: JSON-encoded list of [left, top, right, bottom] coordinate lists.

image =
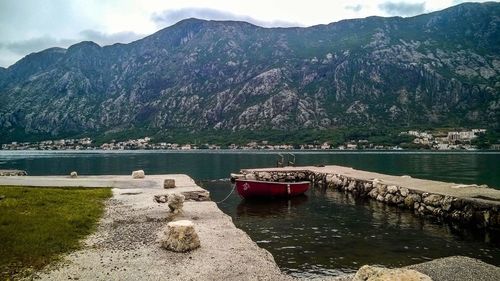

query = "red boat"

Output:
[[235, 179, 310, 199]]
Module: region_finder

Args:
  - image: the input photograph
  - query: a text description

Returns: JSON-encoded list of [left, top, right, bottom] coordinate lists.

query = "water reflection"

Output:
[[236, 195, 308, 218]]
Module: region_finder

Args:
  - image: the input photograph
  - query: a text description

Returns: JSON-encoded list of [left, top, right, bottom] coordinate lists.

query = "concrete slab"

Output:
[[2, 174, 291, 281]]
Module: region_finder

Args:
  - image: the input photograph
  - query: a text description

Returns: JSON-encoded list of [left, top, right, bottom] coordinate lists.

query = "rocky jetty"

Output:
[[241, 167, 500, 228]]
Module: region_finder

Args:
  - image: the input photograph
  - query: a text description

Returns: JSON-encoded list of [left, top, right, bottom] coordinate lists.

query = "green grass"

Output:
[[0, 186, 112, 280]]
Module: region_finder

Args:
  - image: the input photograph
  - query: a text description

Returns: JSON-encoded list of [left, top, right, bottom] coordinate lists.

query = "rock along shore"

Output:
[[240, 165, 500, 229]]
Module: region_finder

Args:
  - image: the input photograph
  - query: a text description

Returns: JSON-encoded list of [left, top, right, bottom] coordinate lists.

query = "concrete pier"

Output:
[[0, 174, 291, 280], [241, 165, 500, 228]]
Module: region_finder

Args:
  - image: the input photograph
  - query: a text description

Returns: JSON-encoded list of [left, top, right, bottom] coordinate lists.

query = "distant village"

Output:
[[399, 129, 489, 150], [1, 128, 496, 151]]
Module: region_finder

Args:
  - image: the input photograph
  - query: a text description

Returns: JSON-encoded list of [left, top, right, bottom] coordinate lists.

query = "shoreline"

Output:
[[1, 149, 500, 154]]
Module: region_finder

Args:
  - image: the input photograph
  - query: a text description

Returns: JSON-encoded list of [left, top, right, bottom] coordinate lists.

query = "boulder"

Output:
[[132, 170, 145, 179], [154, 195, 168, 203], [423, 194, 443, 207], [326, 174, 342, 185], [161, 220, 200, 252], [385, 193, 394, 203], [245, 173, 257, 180], [399, 187, 409, 197], [387, 185, 399, 194], [168, 193, 185, 214], [164, 179, 176, 189], [258, 172, 272, 180], [368, 188, 379, 198], [347, 181, 357, 191], [181, 190, 210, 201], [353, 265, 432, 281], [377, 185, 388, 196], [392, 195, 403, 204], [441, 196, 455, 211], [70, 171, 78, 178], [405, 196, 415, 208]]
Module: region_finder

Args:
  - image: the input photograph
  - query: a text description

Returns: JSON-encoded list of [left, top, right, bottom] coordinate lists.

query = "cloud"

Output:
[[345, 4, 363, 12], [4, 36, 76, 55], [0, 29, 145, 67], [78, 30, 144, 46], [3, 30, 144, 56], [151, 7, 300, 28], [378, 1, 425, 16]]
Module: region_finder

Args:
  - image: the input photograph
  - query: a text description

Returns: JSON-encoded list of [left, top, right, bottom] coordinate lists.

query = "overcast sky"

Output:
[[0, 0, 495, 67]]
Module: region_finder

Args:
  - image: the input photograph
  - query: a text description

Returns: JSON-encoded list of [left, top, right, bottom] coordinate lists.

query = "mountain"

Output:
[[1, 2, 499, 142]]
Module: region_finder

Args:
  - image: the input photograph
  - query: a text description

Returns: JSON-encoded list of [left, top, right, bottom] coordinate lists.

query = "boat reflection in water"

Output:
[[236, 195, 308, 218]]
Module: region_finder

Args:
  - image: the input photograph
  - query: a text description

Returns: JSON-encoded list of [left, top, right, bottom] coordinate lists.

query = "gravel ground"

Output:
[[28, 175, 293, 281]]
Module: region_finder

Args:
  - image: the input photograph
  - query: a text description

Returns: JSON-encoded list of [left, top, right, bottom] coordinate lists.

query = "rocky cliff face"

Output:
[[0, 3, 499, 139]]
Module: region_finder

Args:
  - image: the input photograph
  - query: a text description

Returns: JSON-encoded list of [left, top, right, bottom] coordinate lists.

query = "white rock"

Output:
[[245, 173, 257, 180], [70, 171, 78, 178], [387, 185, 398, 194], [161, 220, 200, 252], [132, 170, 145, 179], [400, 187, 409, 197]]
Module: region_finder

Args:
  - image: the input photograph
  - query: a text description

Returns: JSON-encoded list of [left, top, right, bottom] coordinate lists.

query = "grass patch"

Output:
[[0, 186, 112, 279]]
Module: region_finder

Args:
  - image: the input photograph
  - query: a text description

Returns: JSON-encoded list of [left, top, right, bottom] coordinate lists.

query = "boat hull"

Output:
[[235, 179, 310, 199]]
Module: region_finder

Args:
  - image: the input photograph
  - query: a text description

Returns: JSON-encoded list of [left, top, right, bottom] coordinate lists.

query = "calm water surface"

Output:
[[1, 150, 499, 278]]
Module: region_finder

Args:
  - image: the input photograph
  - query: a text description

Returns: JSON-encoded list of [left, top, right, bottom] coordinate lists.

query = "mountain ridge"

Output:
[[0, 2, 499, 142]]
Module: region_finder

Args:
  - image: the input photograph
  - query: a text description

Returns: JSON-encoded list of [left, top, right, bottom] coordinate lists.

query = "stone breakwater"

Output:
[[240, 167, 500, 229]]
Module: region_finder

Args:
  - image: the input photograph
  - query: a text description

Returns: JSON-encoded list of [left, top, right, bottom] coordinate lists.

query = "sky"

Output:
[[0, 0, 495, 67]]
